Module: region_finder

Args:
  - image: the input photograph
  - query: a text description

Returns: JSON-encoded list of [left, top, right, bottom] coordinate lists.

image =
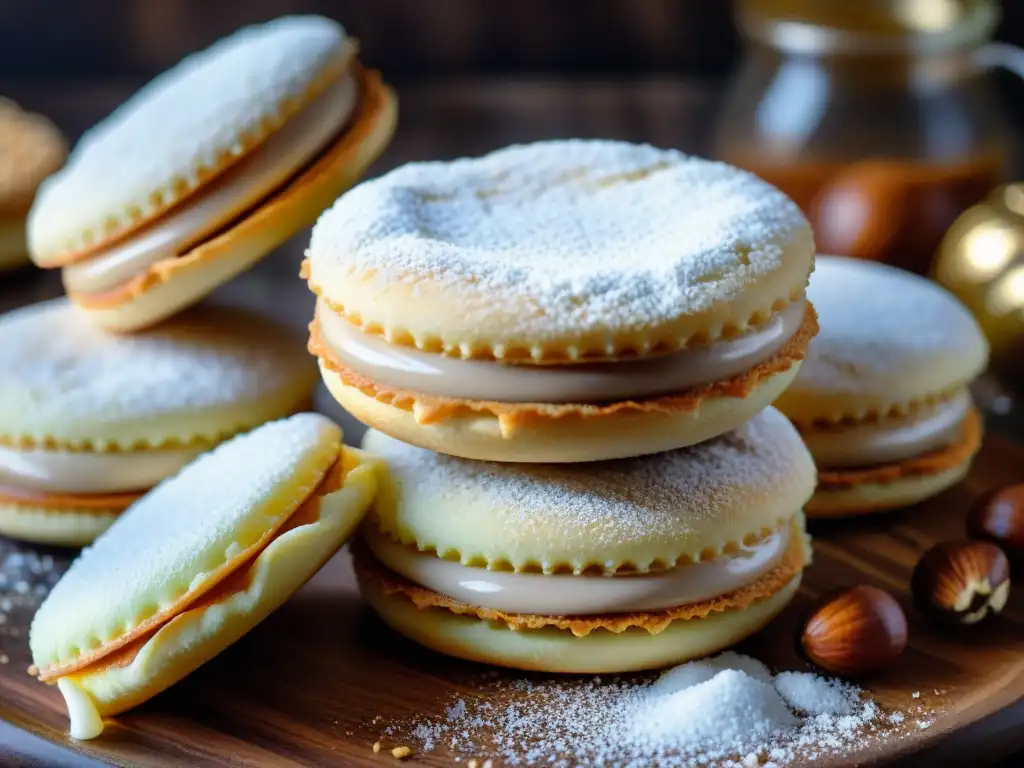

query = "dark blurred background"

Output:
[[0, 0, 1021, 80]]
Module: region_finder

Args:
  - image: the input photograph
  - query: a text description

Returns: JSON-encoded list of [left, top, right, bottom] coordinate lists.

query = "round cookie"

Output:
[[355, 408, 816, 673], [0, 99, 66, 270], [0, 300, 316, 545], [774, 256, 989, 516], [29, 16, 397, 331], [29, 413, 379, 739], [307, 140, 817, 462]]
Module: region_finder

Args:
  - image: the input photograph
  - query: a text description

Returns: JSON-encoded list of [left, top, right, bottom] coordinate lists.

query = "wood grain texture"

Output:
[[0, 76, 1022, 766]]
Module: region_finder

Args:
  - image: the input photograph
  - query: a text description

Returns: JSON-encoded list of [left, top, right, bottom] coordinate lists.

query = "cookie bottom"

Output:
[[807, 460, 972, 517], [321, 361, 801, 463], [360, 570, 801, 674], [0, 502, 118, 546], [806, 408, 982, 517]]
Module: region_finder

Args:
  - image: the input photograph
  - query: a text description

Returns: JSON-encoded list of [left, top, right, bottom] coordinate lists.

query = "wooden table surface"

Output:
[[1, 76, 1023, 766]]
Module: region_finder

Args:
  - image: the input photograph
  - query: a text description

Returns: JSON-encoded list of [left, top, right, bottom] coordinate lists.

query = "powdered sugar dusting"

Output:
[[30, 15, 346, 259], [0, 300, 314, 446], [796, 256, 987, 398], [379, 653, 917, 766], [363, 408, 815, 571], [309, 140, 812, 342]]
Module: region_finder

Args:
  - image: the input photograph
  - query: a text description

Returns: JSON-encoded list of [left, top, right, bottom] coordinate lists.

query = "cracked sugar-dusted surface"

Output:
[[29, 413, 341, 673], [0, 300, 316, 448], [29, 15, 349, 261], [362, 407, 816, 573], [308, 140, 814, 357]]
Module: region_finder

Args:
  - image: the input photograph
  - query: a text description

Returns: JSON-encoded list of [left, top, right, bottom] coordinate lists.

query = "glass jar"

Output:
[[714, 0, 1024, 274]]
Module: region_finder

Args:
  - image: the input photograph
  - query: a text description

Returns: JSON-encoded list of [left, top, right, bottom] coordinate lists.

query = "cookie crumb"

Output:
[[468, 760, 479, 768], [372, 741, 381, 753], [0, 654, 8, 665], [392, 746, 411, 759], [26, 664, 38, 676]]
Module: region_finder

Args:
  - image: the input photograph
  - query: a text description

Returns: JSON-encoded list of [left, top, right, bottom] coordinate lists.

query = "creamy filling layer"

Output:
[[804, 389, 972, 469], [318, 299, 806, 403], [364, 523, 791, 615], [0, 444, 204, 494], [62, 73, 360, 295]]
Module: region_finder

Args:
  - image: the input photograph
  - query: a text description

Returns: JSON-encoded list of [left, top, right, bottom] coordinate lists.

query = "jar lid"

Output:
[[737, 0, 1000, 55]]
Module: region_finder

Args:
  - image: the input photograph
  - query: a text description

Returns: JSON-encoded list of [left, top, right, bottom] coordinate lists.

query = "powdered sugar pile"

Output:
[[380, 652, 907, 766]]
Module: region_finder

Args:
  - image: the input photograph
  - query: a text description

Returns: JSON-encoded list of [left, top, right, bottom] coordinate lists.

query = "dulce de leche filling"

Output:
[[0, 444, 204, 495], [363, 523, 792, 616], [62, 73, 360, 296], [318, 298, 806, 403], [803, 389, 972, 469]]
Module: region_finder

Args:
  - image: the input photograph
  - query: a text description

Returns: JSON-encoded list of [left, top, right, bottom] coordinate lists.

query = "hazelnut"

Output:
[[967, 485, 1024, 561], [800, 585, 908, 676], [912, 540, 1010, 626]]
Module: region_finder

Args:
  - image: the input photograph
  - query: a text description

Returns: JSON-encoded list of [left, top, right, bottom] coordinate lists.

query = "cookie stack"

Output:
[[306, 140, 819, 672], [1, 16, 396, 547]]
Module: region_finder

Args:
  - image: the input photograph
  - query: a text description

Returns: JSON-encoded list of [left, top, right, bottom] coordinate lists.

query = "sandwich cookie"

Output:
[[29, 15, 396, 331], [0, 300, 316, 545], [29, 414, 378, 739], [775, 256, 989, 516], [0, 99, 66, 270], [355, 408, 815, 674], [306, 140, 818, 462]]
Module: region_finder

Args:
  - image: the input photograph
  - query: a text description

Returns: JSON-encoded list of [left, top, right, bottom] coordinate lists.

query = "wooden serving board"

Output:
[[1, 411, 1023, 767]]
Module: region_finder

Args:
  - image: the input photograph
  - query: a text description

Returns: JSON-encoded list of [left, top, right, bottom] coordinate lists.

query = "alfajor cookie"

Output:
[[29, 15, 396, 332], [306, 140, 817, 462], [0, 99, 66, 270], [775, 256, 989, 516], [0, 300, 316, 545], [354, 407, 815, 674], [29, 413, 379, 739]]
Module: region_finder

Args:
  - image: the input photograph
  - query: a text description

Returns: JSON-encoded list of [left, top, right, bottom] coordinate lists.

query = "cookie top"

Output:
[[775, 256, 988, 425], [307, 140, 814, 362], [30, 413, 342, 676], [361, 407, 815, 574], [0, 99, 66, 213], [29, 15, 351, 266], [0, 300, 316, 450]]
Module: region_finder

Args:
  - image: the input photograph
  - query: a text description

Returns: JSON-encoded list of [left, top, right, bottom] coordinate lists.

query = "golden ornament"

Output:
[[933, 184, 1024, 385]]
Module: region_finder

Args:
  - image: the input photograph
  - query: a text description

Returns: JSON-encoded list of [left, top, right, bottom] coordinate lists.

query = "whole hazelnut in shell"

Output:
[[912, 540, 1010, 626], [800, 585, 909, 677]]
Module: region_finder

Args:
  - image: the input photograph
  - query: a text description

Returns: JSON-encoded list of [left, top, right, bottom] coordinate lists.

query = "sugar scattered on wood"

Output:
[[382, 652, 927, 766]]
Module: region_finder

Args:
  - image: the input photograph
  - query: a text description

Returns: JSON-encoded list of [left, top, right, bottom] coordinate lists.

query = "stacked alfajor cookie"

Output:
[[306, 140, 820, 672]]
